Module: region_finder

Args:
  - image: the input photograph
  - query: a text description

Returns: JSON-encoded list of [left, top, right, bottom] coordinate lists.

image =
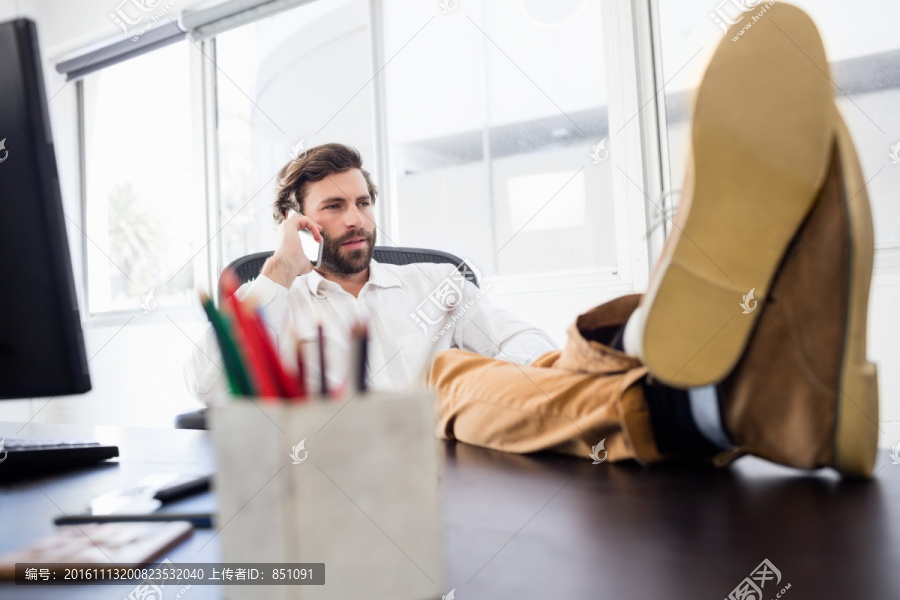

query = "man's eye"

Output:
[[358, 201, 371, 207], [325, 204, 339, 209]]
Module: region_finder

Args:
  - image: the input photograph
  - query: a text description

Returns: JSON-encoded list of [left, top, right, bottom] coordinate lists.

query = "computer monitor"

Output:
[[0, 18, 91, 399]]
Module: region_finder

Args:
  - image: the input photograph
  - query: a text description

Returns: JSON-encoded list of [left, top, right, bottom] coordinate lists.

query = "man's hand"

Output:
[[261, 210, 323, 289]]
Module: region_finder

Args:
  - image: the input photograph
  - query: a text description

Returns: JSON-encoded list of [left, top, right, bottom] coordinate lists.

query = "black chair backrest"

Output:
[[219, 246, 478, 303]]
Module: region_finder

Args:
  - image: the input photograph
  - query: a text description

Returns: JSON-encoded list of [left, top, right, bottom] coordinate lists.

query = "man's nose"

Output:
[[344, 203, 365, 229]]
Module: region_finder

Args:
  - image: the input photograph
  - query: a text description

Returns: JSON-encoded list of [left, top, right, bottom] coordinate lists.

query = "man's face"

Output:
[[303, 169, 377, 275]]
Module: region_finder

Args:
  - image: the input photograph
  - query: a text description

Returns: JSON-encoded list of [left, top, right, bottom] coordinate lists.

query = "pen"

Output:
[[294, 340, 308, 402], [317, 320, 328, 399], [54, 513, 214, 529], [153, 474, 211, 503], [358, 324, 368, 393], [353, 321, 368, 394]]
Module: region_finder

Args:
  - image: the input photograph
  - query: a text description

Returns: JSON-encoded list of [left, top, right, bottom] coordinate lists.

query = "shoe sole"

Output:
[[833, 116, 879, 478], [640, 3, 837, 387]]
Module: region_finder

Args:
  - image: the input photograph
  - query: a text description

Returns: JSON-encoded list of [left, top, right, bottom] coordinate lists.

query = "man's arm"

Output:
[[182, 323, 227, 405], [451, 274, 558, 364]]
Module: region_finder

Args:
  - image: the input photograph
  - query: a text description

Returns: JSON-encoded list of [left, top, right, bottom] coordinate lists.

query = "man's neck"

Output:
[[315, 266, 369, 298]]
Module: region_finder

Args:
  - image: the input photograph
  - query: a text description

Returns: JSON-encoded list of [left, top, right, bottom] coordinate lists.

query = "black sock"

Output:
[[609, 322, 720, 457], [610, 324, 627, 352], [642, 379, 721, 458]]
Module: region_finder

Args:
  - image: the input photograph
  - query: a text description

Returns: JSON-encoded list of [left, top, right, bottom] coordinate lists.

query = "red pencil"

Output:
[[248, 306, 302, 398], [222, 268, 305, 400]]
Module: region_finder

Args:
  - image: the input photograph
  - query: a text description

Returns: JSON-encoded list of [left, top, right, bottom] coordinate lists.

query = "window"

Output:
[[380, 0, 618, 280], [657, 0, 900, 247], [82, 41, 204, 314]]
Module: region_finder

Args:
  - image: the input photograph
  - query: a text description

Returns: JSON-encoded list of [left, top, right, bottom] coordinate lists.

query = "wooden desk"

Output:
[[1, 421, 898, 599]]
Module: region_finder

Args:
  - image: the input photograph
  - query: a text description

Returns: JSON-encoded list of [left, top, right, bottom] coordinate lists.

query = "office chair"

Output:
[[217, 246, 477, 305], [175, 246, 477, 430]]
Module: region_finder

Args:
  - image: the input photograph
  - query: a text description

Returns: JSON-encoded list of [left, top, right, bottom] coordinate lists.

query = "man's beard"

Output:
[[319, 228, 377, 275]]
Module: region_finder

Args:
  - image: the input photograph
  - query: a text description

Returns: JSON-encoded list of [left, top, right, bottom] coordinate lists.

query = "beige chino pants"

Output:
[[427, 294, 663, 464]]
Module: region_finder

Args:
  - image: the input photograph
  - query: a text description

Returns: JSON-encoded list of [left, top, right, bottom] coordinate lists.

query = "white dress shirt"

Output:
[[184, 259, 558, 405]]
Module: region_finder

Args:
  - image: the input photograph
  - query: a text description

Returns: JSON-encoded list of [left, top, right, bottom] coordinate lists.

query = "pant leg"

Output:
[[427, 295, 662, 464]]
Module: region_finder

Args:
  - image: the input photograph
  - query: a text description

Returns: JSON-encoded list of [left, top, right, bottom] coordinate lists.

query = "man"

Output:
[[426, 2, 880, 477], [184, 143, 557, 404]]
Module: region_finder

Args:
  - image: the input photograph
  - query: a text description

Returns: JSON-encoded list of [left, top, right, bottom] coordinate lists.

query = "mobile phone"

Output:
[[299, 228, 324, 266]]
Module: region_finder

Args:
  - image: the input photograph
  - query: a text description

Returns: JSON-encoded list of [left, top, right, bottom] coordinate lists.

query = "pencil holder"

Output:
[[209, 390, 444, 600]]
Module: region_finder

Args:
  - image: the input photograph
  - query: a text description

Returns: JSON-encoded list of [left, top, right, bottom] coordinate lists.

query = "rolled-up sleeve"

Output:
[[451, 276, 558, 365]]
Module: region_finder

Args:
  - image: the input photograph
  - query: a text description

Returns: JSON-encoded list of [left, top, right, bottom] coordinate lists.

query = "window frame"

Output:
[[76, 38, 212, 326]]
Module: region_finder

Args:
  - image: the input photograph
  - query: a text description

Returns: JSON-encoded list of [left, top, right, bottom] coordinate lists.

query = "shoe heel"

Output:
[[835, 363, 879, 477]]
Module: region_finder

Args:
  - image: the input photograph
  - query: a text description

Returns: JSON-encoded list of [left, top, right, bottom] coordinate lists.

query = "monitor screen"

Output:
[[0, 18, 91, 399]]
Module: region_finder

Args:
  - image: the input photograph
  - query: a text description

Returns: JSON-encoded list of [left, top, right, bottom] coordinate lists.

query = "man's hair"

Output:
[[273, 143, 377, 222]]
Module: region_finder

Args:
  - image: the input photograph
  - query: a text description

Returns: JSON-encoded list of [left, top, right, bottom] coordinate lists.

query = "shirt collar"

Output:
[[304, 258, 402, 297]]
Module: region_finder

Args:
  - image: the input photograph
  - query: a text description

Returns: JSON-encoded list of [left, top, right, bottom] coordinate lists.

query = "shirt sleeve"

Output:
[[450, 274, 559, 365], [182, 274, 293, 405]]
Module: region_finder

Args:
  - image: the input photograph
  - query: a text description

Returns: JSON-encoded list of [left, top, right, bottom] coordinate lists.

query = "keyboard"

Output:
[[0, 437, 119, 475]]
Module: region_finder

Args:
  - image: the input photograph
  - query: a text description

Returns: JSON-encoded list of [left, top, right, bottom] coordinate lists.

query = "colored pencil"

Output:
[[249, 306, 303, 398], [199, 292, 254, 397], [220, 268, 304, 401], [220, 271, 281, 400]]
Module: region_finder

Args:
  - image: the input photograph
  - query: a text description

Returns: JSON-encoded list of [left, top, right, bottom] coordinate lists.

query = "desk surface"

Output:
[[1, 421, 899, 599]]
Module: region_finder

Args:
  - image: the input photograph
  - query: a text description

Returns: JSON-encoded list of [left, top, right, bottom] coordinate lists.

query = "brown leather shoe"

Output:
[[632, 3, 840, 387], [718, 115, 879, 478]]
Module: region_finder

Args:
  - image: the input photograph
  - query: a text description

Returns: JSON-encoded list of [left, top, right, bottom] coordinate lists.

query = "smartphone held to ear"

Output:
[[300, 229, 324, 267], [285, 209, 324, 267]]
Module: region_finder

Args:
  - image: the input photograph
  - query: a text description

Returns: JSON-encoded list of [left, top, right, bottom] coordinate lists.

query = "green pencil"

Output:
[[199, 292, 255, 397]]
